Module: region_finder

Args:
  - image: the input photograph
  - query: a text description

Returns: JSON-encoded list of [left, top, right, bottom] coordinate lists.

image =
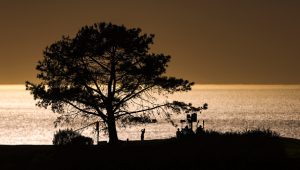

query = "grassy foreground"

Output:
[[0, 136, 299, 170]]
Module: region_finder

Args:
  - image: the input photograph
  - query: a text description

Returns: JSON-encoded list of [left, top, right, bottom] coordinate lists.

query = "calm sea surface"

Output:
[[0, 85, 299, 144]]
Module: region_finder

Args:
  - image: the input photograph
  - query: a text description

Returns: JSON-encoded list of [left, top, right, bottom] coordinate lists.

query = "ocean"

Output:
[[0, 85, 299, 144]]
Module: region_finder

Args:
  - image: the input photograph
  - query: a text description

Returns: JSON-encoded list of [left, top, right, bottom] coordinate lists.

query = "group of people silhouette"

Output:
[[176, 125, 204, 139]]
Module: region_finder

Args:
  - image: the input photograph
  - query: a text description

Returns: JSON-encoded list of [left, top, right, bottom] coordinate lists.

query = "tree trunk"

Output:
[[107, 113, 119, 144], [106, 48, 118, 144]]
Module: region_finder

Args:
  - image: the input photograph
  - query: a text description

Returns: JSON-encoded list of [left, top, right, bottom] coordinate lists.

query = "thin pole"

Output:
[[97, 129, 99, 144], [96, 122, 99, 145]]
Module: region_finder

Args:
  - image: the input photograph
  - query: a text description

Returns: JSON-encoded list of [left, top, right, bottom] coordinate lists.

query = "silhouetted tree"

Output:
[[26, 22, 206, 144]]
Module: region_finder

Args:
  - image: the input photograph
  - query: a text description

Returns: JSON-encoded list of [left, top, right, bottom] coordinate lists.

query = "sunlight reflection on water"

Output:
[[0, 85, 299, 144]]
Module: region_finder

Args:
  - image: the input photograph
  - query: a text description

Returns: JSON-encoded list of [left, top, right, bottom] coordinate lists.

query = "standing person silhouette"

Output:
[[176, 128, 182, 139], [141, 128, 145, 141]]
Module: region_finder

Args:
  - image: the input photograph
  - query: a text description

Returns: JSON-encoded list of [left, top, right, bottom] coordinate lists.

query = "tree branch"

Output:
[[81, 84, 107, 121], [80, 56, 107, 101], [64, 100, 99, 117], [113, 82, 156, 112], [87, 55, 110, 72], [115, 103, 168, 118]]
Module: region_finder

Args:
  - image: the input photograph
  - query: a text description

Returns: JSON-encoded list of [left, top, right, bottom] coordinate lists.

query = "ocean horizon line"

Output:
[[0, 84, 300, 90]]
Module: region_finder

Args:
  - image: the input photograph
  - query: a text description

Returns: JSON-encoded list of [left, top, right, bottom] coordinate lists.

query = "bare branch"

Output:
[[113, 84, 155, 112], [87, 55, 110, 72], [64, 100, 99, 117], [115, 103, 169, 118]]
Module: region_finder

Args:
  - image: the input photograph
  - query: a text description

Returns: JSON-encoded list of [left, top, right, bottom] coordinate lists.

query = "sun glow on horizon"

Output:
[[0, 85, 26, 90], [192, 84, 300, 90]]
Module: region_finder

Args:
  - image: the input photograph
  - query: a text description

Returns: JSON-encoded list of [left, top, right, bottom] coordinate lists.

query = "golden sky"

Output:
[[0, 0, 299, 84]]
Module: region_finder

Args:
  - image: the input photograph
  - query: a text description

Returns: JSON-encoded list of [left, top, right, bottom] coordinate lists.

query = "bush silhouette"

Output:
[[53, 129, 93, 145]]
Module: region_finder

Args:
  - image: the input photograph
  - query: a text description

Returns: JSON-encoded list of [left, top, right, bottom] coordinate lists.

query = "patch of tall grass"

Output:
[[200, 128, 280, 138]]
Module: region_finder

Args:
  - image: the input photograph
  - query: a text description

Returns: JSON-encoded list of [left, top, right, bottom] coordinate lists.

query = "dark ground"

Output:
[[0, 136, 299, 170]]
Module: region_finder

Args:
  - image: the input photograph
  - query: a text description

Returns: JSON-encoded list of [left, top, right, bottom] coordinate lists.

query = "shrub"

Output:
[[242, 128, 280, 138], [53, 129, 93, 145]]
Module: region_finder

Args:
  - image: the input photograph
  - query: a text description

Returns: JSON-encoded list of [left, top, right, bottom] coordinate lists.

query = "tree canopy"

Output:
[[26, 22, 207, 143]]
